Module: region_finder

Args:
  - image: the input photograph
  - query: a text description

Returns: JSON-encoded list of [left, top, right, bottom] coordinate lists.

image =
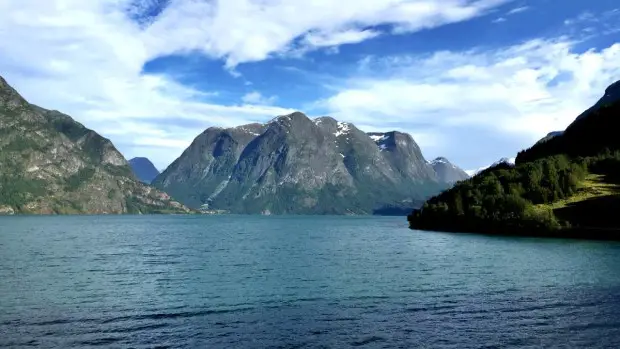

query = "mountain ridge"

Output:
[[0, 76, 191, 214], [129, 157, 160, 184], [408, 79, 620, 239], [153, 112, 456, 214], [430, 157, 470, 183]]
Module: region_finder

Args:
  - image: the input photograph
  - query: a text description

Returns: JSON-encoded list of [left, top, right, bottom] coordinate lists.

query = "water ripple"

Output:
[[2, 215, 620, 348]]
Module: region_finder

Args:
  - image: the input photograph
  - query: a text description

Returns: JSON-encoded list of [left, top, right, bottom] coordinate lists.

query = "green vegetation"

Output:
[[0, 174, 48, 210], [65, 167, 96, 191], [409, 155, 586, 234], [536, 174, 620, 212], [517, 102, 620, 164], [124, 195, 184, 214], [0, 77, 190, 215], [409, 97, 620, 238]]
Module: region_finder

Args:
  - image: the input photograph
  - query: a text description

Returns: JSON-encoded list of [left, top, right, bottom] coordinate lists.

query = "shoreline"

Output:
[[408, 219, 620, 241]]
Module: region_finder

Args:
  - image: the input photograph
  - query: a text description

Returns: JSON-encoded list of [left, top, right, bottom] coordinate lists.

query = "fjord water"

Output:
[[2, 216, 620, 348]]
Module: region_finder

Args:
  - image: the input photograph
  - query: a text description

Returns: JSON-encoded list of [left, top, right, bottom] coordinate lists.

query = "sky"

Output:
[[1, 0, 619, 172]]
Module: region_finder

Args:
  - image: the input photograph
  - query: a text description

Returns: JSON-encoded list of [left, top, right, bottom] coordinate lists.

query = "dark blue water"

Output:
[[1, 215, 620, 348]]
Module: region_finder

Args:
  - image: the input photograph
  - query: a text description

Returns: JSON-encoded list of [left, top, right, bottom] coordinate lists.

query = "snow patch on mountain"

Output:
[[466, 157, 516, 176], [334, 122, 350, 137]]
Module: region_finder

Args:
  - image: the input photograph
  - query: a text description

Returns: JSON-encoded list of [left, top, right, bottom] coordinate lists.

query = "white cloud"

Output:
[[491, 5, 528, 23], [507, 6, 529, 15], [563, 9, 620, 39], [302, 29, 381, 49], [144, 0, 511, 67], [242, 91, 277, 105], [320, 38, 620, 165], [0, 0, 510, 169]]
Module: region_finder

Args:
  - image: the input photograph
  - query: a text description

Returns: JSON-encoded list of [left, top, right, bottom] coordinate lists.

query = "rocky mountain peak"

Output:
[[267, 111, 310, 125], [313, 116, 338, 125], [129, 157, 160, 184], [431, 157, 450, 164], [154, 114, 450, 214], [368, 131, 414, 152], [0, 76, 29, 111], [430, 156, 469, 183], [234, 123, 265, 136]]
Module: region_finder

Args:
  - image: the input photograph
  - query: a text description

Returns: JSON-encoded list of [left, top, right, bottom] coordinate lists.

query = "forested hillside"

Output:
[[408, 85, 620, 239]]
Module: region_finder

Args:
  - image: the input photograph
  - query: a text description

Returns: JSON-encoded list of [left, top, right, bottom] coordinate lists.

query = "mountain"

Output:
[[430, 157, 469, 183], [129, 157, 160, 184], [408, 80, 620, 239], [535, 131, 563, 145], [465, 157, 515, 176], [0, 76, 191, 215], [574, 80, 620, 121], [516, 80, 620, 164], [153, 112, 449, 214]]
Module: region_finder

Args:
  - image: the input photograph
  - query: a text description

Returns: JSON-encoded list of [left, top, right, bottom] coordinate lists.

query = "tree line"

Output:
[[408, 154, 596, 234]]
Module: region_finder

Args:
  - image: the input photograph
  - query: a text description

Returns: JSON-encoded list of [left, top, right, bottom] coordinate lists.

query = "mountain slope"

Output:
[[516, 80, 620, 164], [430, 157, 469, 183], [408, 80, 620, 239], [574, 80, 620, 121], [153, 112, 449, 214], [0, 76, 190, 214], [129, 157, 160, 184], [465, 157, 516, 176]]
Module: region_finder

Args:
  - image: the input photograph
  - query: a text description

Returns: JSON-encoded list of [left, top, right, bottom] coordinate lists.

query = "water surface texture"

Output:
[[2, 215, 620, 348]]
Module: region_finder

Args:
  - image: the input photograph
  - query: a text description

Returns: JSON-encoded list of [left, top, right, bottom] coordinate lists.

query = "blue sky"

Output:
[[1, 0, 619, 172]]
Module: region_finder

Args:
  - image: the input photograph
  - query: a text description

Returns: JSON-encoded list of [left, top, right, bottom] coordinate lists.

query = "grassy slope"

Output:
[[537, 174, 620, 211], [534, 172, 620, 234]]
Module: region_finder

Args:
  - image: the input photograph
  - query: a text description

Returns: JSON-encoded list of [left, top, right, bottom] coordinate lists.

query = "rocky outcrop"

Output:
[[0, 205, 15, 215]]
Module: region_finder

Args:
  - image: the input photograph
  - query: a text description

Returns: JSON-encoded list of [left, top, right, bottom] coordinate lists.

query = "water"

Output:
[[1, 215, 620, 348]]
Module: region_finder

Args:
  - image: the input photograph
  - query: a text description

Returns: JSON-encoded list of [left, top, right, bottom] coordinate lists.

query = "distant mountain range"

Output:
[[430, 157, 470, 183], [0, 75, 470, 216], [0, 76, 190, 215], [129, 157, 160, 184], [153, 113, 464, 214], [465, 157, 515, 176]]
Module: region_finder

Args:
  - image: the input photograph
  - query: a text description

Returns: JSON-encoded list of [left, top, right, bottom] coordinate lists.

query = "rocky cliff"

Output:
[[0, 76, 191, 214]]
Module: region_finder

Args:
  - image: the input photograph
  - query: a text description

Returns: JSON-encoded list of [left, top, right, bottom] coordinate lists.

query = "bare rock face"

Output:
[[0, 76, 191, 214], [153, 112, 452, 214]]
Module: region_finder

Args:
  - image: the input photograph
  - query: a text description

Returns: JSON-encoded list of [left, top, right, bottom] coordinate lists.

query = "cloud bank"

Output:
[[0, 1, 619, 170]]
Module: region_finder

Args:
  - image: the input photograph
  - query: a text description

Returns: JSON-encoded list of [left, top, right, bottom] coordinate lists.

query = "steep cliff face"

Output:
[[0, 76, 191, 214], [154, 112, 450, 214]]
